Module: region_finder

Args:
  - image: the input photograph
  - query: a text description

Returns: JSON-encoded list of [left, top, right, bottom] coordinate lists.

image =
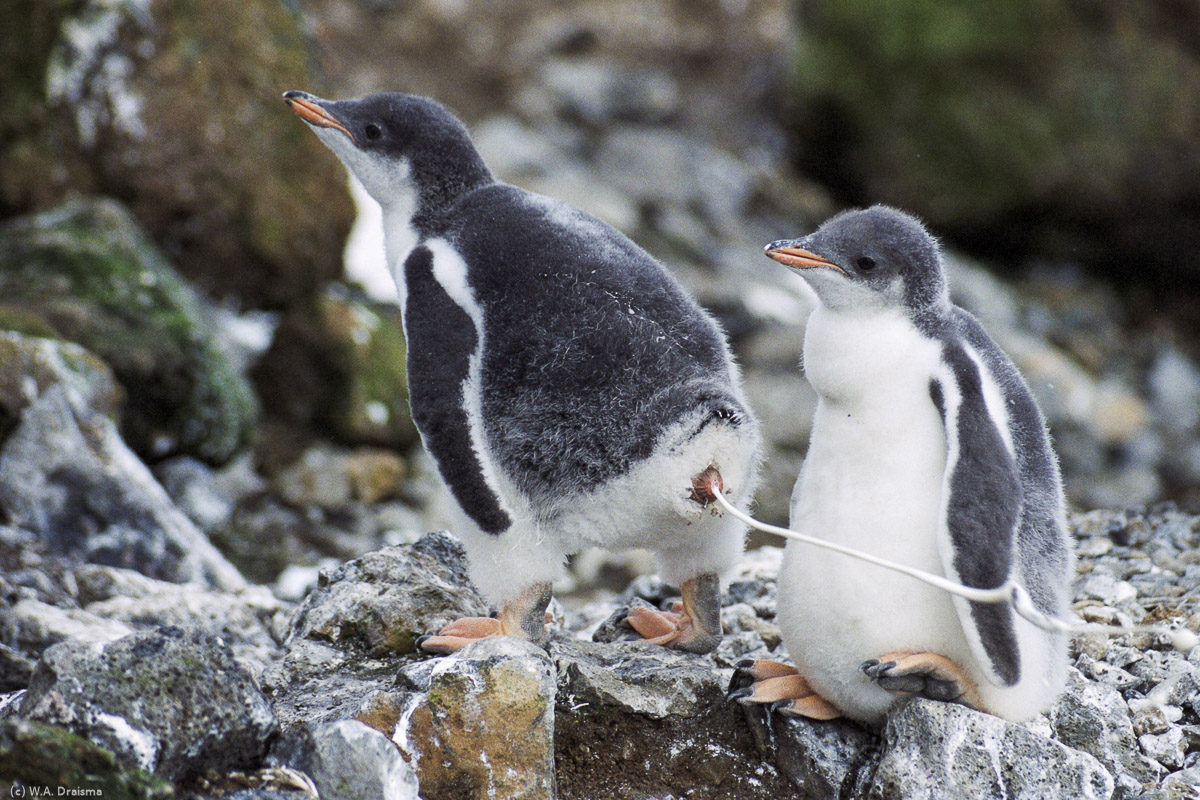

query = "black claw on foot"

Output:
[[728, 686, 754, 703], [728, 665, 756, 695], [860, 659, 896, 679], [415, 634, 432, 649], [769, 699, 793, 715]]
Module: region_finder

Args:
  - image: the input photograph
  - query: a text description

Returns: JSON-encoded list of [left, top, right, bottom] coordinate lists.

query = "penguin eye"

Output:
[[363, 123, 382, 141], [856, 256, 877, 272]]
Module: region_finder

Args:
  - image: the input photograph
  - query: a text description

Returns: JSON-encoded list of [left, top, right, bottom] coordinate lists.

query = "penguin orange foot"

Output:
[[729, 659, 842, 720], [419, 583, 552, 654], [624, 574, 722, 653], [861, 651, 982, 707], [284, 90, 761, 660]]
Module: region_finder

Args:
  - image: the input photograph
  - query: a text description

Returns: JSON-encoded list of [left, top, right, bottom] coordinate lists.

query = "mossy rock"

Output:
[[0, 198, 258, 465], [254, 284, 418, 450], [0, 0, 352, 308], [789, 1, 1200, 288], [0, 719, 173, 800]]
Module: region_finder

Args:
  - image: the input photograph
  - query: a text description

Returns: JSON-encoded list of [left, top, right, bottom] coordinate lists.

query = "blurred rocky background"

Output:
[[2, 0, 1200, 798]]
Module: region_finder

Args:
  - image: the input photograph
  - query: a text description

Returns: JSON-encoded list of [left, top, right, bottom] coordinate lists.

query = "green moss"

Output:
[[0, 199, 258, 464]]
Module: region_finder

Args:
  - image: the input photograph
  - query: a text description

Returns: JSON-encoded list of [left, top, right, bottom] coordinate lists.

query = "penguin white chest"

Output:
[[779, 306, 966, 721]]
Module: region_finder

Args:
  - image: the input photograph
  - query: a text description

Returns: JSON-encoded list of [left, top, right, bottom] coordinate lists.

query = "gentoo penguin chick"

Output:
[[283, 90, 761, 654], [731, 206, 1071, 724]]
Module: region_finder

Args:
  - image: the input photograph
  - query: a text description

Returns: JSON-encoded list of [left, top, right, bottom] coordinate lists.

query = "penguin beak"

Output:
[[764, 240, 846, 274], [283, 90, 356, 143]]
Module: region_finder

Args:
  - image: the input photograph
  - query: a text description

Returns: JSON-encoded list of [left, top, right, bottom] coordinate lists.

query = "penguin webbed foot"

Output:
[[419, 583, 553, 655], [418, 617, 504, 654], [861, 651, 980, 706], [622, 573, 721, 654], [727, 659, 842, 720]]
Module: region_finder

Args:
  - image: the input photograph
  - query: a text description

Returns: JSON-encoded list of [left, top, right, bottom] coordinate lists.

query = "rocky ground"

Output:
[[4, 1, 1200, 798], [1, 471, 1199, 799]]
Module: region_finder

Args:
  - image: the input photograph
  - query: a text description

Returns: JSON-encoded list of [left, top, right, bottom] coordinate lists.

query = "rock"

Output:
[[76, 566, 286, 675], [5, 599, 135, 662], [1050, 670, 1164, 787], [0, 200, 259, 464], [0, 381, 246, 590], [253, 285, 418, 450], [286, 532, 488, 657], [742, 712, 877, 799], [270, 719, 419, 800], [153, 454, 266, 534], [18, 626, 277, 782], [0, 718, 172, 800], [1, 384, 244, 591], [0, 0, 353, 308], [0, 330, 122, 444], [552, 639, 797, 800], [259, 638, 400, 731], [871, 699, 1114, 800], [395, 637, 555, 800]]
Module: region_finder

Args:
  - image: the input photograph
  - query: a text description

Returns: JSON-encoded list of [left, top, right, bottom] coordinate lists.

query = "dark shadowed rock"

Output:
[[789, 1, 1200, 291], [269, 719, 419, 800], [552, 638, 797, 800], [252, 286, 418, 450], [742, 710, 878, 799], [17, 626, 276, 782]]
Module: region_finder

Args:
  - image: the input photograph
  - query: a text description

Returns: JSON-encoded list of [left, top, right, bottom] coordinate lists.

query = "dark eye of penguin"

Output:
[[364, 123, 382, 141], [856, 256, 877, 272]]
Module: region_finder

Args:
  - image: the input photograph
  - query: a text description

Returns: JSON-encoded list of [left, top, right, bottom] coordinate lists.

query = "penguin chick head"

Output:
[[283, 90, 490, 217], [765, 205, 949, 315]]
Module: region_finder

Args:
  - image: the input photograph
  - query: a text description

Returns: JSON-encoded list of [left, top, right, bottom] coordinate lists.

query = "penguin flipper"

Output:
[[403, 245, 511, 535], [931, 343, 1023, 687]]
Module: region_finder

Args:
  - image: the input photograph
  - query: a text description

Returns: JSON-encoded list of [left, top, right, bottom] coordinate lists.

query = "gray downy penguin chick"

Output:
[[283, 91, 761, 653], [731, 205, 1070, 724]]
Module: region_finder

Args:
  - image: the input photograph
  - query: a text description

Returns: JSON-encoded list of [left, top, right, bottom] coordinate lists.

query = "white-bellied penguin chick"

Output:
[[730, 205, 1071, 724], [284, 90, 761, 654]]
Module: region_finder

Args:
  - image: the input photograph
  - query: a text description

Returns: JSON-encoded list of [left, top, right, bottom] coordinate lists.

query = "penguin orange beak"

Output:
[[283, 91, 356, 142], [764, 241, 847, 274]]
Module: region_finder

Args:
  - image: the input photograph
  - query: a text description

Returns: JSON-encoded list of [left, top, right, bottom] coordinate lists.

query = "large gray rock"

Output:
[[17, 626, 277, 782], [0, 381, 245, 590], [270, 719, 419, 800], [286, 532, 488, 656], [870, 699, 1114, 800]]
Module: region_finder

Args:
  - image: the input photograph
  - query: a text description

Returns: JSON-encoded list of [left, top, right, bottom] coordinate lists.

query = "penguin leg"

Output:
[[728, 660, 842, 720], [861, 651, 983, 708], [623, 572, 722, 654], [419, 583, 552, 654]]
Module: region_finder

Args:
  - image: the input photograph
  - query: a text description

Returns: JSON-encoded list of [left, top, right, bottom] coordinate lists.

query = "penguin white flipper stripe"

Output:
[[931, 338, 1022, 687], [403, 244, 511, 534]]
